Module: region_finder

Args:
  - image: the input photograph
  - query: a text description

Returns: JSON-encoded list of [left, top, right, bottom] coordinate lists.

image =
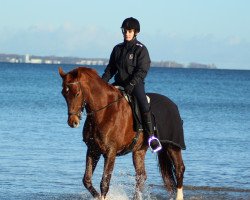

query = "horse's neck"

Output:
[[84, 78, 121, 111]]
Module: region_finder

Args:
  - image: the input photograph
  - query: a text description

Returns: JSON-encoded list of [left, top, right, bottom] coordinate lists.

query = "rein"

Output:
[[66, 77, 140, 156], [86, 96, 124, 116]]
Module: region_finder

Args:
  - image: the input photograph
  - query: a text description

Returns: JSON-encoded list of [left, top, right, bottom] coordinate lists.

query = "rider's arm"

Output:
[[130, 46, 151, 85]]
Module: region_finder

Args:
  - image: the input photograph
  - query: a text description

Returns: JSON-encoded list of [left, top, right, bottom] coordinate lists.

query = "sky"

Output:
[[0, 0, 249, 70]]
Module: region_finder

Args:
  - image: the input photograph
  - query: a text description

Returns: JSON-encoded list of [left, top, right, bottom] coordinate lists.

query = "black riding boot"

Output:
[[142, 111, 162, 152]]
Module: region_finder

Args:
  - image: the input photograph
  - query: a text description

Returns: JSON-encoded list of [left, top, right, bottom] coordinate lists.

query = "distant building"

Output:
[[52, 60, 61, 64], [45, 60, 52, 64], [187, 62, 217, 69], [9, 58, 19, 63], [25, 54, 30, 63], [0, 53, 217, 69], [30, 58, 42, 64]]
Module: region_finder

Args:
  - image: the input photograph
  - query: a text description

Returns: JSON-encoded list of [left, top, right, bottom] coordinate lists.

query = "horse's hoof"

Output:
[[133, 192, 142, 200], [176, 187, 183, 200], [95, 196, 105, 200]]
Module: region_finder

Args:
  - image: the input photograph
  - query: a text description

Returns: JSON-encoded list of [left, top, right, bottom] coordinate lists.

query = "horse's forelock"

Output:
[[63, 69, 77, 83]]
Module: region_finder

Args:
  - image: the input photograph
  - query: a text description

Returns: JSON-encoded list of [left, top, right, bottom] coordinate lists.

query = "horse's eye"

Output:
[[62, 87, 69, 95]]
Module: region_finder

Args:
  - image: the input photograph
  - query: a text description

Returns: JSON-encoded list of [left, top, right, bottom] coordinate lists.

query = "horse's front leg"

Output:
[[83, 147, 101, 199], [132, 149, 147, 200], [100, 149, 116, 200]]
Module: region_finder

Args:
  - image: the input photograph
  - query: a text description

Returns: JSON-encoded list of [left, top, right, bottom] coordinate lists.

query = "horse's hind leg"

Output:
[[168, 146, 185, 200], [83, 147, 101, 199], [132, 149, 147, 200]]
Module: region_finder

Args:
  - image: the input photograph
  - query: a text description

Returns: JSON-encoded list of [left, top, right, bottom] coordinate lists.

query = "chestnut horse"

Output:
[[59, 67, 185, 200]]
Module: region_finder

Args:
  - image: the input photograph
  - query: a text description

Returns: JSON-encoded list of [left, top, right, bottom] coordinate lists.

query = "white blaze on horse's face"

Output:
[[65, 87, 69, 93], [59, 67, 83, 128], [61, 82, 83, 128]]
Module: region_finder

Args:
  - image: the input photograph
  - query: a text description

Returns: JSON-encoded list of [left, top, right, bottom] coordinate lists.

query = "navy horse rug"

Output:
[[148, 93, 186, 150]]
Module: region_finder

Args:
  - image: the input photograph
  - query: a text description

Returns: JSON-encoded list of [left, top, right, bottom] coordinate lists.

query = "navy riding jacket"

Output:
[[102, 38, 151, 86]]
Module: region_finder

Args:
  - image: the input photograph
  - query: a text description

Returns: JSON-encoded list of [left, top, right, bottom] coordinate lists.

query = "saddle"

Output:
[[126, 94, 144, 131], [116, 86, 155, 132], [115, 87, 162, 156]]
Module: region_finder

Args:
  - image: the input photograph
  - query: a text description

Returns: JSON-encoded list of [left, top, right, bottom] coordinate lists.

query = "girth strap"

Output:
[[116, 131, 141, 156]]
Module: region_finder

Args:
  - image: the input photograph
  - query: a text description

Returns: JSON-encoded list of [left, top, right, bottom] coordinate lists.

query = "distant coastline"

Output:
[[0, 53, 217, 69]]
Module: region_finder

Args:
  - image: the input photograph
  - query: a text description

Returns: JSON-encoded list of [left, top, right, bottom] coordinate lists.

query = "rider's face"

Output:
[[122, 28, 136, 41]]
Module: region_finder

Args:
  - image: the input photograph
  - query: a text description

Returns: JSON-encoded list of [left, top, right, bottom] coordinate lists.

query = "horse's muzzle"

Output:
[[68, 114, 80, 128]]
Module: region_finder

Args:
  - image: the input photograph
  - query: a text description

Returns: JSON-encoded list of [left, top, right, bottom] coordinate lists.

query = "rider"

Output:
[[101, 17, 162, 152]]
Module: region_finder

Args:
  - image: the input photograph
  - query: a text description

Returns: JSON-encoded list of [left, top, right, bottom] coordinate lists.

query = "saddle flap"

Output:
[[115, 86, 151, 132], [115, 86, 150, 103]]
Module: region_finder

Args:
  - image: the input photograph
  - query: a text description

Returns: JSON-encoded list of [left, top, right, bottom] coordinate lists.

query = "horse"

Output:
[[58, 66, 185, 200]]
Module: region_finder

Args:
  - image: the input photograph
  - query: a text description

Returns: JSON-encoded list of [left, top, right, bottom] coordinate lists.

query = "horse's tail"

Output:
[[157, 143, 177, 192]]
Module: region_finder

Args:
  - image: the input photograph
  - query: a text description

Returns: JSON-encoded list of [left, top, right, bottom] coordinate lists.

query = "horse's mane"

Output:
[[78, 67, 99, 78], [70, 67, 120, 94], [68, 67, 98, 78]]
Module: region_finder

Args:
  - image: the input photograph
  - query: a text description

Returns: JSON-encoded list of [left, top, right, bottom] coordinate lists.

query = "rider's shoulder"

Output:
[[135, 41, 149, 52], [116, 42, 124, 47], [111, 43, 123, 53], [135, 40, 144, 48], [135, 41, 148, 54], [113, 42, 124, 50]]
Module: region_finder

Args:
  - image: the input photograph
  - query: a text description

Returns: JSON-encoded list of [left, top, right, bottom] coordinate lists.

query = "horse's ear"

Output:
[[58, 67, 66, 78]]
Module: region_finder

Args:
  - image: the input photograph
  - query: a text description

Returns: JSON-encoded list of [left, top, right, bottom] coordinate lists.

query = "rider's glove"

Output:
[[101, 74, 109, 83], [124, 82, 135, 94]]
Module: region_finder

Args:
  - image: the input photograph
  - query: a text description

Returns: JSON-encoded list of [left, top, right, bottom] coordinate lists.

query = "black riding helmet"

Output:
[[121, 17, 140, 33]]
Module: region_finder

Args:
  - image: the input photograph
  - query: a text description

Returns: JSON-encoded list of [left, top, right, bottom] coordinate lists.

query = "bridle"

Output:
[[65, 81, 124, 119], [86, 96, 124, 116], [66, 81, 86, 119]]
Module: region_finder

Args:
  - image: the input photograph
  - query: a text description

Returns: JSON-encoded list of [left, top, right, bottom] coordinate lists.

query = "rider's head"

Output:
[[121, 17, 140, 42]]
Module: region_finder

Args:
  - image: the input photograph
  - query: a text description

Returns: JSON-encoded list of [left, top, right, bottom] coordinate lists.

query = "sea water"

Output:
[[0, 63, 249, 199]]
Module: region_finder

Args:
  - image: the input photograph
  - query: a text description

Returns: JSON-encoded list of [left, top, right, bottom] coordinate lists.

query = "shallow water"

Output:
[[0, 63, 249, 199]]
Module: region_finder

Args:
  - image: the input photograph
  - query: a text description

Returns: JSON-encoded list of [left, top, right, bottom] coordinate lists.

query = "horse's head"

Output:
[[59, 67, 85, 128]]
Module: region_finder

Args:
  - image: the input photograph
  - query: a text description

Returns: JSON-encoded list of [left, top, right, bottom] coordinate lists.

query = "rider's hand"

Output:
[[124, 83, 135, 94], [101, 74, 109, 83]]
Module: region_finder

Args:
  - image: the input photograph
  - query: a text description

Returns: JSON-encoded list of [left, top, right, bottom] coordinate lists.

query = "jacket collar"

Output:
[[123, 38, 137, 49]]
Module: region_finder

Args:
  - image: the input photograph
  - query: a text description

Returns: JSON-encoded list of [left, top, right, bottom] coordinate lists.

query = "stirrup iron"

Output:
[[148, 136, 162, 153]]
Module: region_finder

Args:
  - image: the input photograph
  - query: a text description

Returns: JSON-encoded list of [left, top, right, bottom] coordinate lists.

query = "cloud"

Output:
[[0, 24, 119, 57], [227, 36, 242, 46], [0, 25, 249, 69], [143, 32, 250, 69]]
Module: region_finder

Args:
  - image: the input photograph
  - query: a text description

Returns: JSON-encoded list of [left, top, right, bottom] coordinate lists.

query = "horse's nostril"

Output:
[[73, 122, 79, 128]]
